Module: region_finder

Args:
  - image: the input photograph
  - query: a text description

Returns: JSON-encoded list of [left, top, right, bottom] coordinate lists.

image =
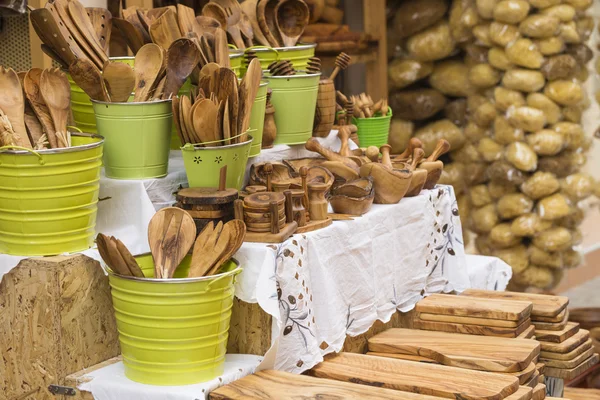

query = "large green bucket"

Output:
[[92, 100, 172, 179], [245, 43, 316, 72], [353, 109, 393, 148], [181, 134, 253, 189], [230, 49, 244, 77], [266, 72, 321, 145], [248, 81, 268, 157], [0, 134, 104, 256], [108, 254, 241, 386]]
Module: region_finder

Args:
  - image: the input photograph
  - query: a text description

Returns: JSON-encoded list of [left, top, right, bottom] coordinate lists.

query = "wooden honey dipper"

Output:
[[245, 49, 257, 66], [306, 57, 321, 74], [268, 60, 295, 76], [329, 52, 351, 80]]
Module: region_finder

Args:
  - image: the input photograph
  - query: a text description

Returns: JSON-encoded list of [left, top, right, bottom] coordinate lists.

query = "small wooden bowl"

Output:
[[330, 177, 375, 216]]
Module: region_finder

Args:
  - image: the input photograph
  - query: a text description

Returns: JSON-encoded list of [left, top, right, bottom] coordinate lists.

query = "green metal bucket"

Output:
[[248, 81, 268, 157], [108, 254, 241, 386], [181, 134, 253, 189], [245, 43, 316, 72], [353, 109, 393, 148], [266, 72, 321, 145], [92, 100, 172, 180], [230, 49, 244, 77], [0, 133, 104, 256]]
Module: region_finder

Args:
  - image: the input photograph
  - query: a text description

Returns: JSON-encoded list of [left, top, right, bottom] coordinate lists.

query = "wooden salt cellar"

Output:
[[262, 89, 277, 149], [175, 166, 238, 234]]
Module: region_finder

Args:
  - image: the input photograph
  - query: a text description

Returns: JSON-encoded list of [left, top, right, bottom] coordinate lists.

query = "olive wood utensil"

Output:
[[18, 72, 45, 149], [178, 96, 192, 144], [214, 28, 231, 67], [223, 98, 231, 144], [69, 58, 110, 102], [137, 7, 169, 33], [29, 8, 81, 68], [215, 99, 225, 144], [67, 0, 109, 63], [239, 12, 254, 47], [189, 221, 219, 277], [0, 67, 31, 149], [133, 43, 164, 102], [172, 97, 186, 144], [149, 8, 183, 50], [103, 62, 135, 102], [212, 0, 245, 49], [404, 148, 427, 197], [163, 38, 201, 99], [151, 76, 167, 100], [148, 207, 196, 279], [257, 0, 283, 47], [200, 62, 221, 80], [122, 7, 152, 44], [40, 68, 72, 147], [200, 35, 215, 63], [189, 221, 231, 277], [305, 138, 359, 172], [96, 233, 131, 276], [40, 44, 69, 70], [114, 238, 144, 277], [240, 0, 269, 46], [48, 0, 104, 68], [112, 17, 146, 54], [214, 67, 238, 139], [176, 3, 196, 35], [24, 69, 58, 148], [275, 0, 309, 47], [181, 95, 198, 143], [206, 219, 246, 275], [394, 137, 423, 161], [196, 15, 221, 33], [86, 7, 112, 54], [192, 98, 219, 144], [202, 3, 228, 30], [238, 58, 262, 139], [419, 139, 450, 190]]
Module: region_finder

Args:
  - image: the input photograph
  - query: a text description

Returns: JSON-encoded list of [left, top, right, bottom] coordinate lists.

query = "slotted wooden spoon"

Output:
[[67, 0, 108, 63], [86, 7, 113, 54], [133, 43, 164, 102], [39, 68, 72, 147], [29, 8, 81, 66], [0, 67, 31, 148]]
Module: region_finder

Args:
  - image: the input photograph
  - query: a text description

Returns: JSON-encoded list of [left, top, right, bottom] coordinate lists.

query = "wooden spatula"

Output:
[[69, 58, 110, 102], [67, 0, 108, 63], [214, 28, 230, 68], [206, 219, 246, 275], [103, 62, 135, 102], [112, 17, 146, 54], [114, 238, 144, 277], [40, 68, 71, 147], [149, 8, 182, 50], [176, 3, 196, 35], [163, 38, 201, 99], [133, 43, 164, 102], [238, 58, 262, 139], [24, 69, 58, 149], [86, 7, 113, 54], [123, 6, 152, 43], [0, 67, 31, 149], [188, 221, 230, 277], [148, 207, 196, 279]]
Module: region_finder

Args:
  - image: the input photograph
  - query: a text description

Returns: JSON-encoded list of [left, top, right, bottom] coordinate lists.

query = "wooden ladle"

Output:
[[148, 207, 196, 279], [103, 62, 135, 102], [163, 38, 201, 99], [0, 67, 31, 148], [275, 0, 309, 47], [133, 43, 164, 102], [39, 68, 72, 147]]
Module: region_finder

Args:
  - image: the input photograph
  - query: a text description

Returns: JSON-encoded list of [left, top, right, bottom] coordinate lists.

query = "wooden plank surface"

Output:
[[461, 290, 568, 318], [505, 386, 533, 400], [368, 328, 540, 372], [536, 323, 580, 343], [309, 353, 519, 400], [414, 318, 531, 338], [545, 353, 599, 380], [540, 339, 593, 360], [563, 387, 600, 400], [417, 312, 521, 328], [518, 325, 536, 339], [416, 294, 532, 322], [532, 384, 545, 400], [540, 330, 590, 354], [541, 347, 595, 369], [209, 370, 446, 400]]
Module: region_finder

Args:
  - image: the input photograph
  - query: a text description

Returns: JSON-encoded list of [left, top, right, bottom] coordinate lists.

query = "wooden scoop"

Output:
[[404, 148, 427, 197], [148, 207, 196, 279], [133, 43, 164, 102], [163, 38, 201, 99], [24, 69, 58, 149], [305, 138, 359, 173], [257, 0, 283, 47], [69, 58, 110, 102], [419, 139, 450, 190], [275, 0, 309, 47], [0, 67, 31, 148], [112, 17, 146, 53], [86, 7, 112, 54], [103, 62, 135, 102], [149, 8, 183, 50], [240, 0, 270, 46], [39, 68, 72, 147]]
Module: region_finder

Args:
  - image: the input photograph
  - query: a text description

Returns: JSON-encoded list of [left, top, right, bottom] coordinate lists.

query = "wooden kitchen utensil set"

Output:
[[0, 67, 72, 150]]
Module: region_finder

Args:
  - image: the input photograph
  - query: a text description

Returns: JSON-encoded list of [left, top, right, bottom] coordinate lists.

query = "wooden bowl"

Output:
[[332, 177, 373, 198], [359, 163, 412, 204], [330, 177, 375, 216]]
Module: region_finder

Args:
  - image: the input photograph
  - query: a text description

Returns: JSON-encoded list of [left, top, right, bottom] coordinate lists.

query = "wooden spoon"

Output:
[[23, 69, 58, 149], [86, 7, 112, 54], [275, 0, 309, 47], [180, 95, 198, 143], [96, 233, 131, 276], [133, 43, 164, 102], [112, 17, 146, 54], [103, 62, 135, 102], [189, 221, 219, 277], [206, 219, 246, 275], [257, 0, 283, 47], [172, 96, 186, 145], [67, 0, 108, 63], [69, 58, 110, 102], [238, 58, 262, 139], [195, 16, 221, 36], [40, 68, 72, 147], [29, 8, 81, 69], [214, 28, 231, 67], [0, 67, 31, 149], [202, 3, 228, 30], [192, 99, 219, 145], [240, 0, 270, 46], [114, 238, 144, 277], [149, 8, 183, 50], [188, 221, 231, 277], [148, 207, 196, 279], [163, 38, 201, 99]]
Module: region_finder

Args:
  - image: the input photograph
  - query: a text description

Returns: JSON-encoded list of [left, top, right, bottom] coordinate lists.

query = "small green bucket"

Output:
[[245, 43, 316, 72], [248, 81, 268, 157], [92, 100, 172, 180], [265, 72, 321, 145], [353, 109, 393, 148], [230, 49, 244, 77], [181, 134, 253, 189], [108, 254, 241, 386], [0, 133, 104, 256]]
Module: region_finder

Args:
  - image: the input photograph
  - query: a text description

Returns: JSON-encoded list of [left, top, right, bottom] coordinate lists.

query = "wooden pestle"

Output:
[[300, 166, 310, 213], [264, 162, 273, 192], [410, 148, 425, 171], [305, 138, 359, 172], [396, 138, 423, 160], [366, 146, 380, 163], [380, 144, 392, 169], [425, 139, 451, 162], [337, 126, 352, 157]]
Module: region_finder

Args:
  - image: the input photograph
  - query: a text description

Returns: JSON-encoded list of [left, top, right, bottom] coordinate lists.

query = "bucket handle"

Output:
[[228, 44, 238, 50], [0, 146, 45, 164], [202, 267, 242, 293], [181, 130, 250, 149], [245, 45, 279, 59]]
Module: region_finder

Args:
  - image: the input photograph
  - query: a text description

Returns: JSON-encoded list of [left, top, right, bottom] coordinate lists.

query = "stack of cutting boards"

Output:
[[461, 290, 599, 382], [413, 293, 535, 339]]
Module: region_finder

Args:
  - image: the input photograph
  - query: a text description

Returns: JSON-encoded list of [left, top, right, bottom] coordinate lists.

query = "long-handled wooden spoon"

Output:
[[0, 67, 31, 149], [103, 62, 135, 102], [40, 68, 72, 147], [69, 58, 110, 102], [238, 58, 262, 139], [162, 38, 201, 99], [148, 207, 196, 279], [24, 68, 58, 148], [133, 43, 164, 102], [275, 0, 309, 47]]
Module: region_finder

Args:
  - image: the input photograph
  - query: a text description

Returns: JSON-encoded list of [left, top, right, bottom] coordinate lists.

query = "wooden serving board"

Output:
[[507, 362, 537, 384], [416, 293, 532, 323], [417, 312, 521, 328], [367, 328, 540, 372], [414, 318, 531, 338], [563, 387, 600, 400], [533, 312, 569, 331], [540, 339, 593, 360], [536, 362, 546, 374], [536, 322, 580, 343], [461, 289, 568, 318], [208, 369, 447, 399], [309, 353, 519, 400], [532, 384, 545, 400], [544, 353, 599, 380], [502, 386, 532, 400], [541, 347, 595, 369], [523, 370, 539, 388], [540, 330, 589, 354], [534, 309, 567, 323], [244, 222, 297, 243], [518, 325, 536, 339]]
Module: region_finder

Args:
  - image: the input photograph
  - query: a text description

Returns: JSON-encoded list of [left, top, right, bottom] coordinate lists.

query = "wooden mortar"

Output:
[[419, 139, 451, 190]]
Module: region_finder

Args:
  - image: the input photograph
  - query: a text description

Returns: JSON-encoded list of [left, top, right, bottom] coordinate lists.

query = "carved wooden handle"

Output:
[[410, 148, 425, 171], [380, 144, 392, 169], [426, 139, 451, 162], [305, 138, 359, 172], [263, 162, 273, 192], [337, 126, 352, 157], [397, 138, 423, 160]]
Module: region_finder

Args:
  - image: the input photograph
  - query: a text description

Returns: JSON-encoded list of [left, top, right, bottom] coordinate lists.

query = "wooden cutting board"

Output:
[[367, 329, 540, 372], [532, 312, 569, 331], [534, 309, 567, 323], [414, 318, 531, 338], [208, 369, 447, 399], [416, 294, 533, 323], [540, 339, 593, 360], [507, 362, 537, 385], [417, 312, 521, 328], [541, 347, 595, 369], [544, 353, 599, 380], [532, 384, 545, 400], [540, 329, 589, 354], [518, 325, 536, 339], [523, 370, 539, 388], [461, 289, 568, 318], [309, 353, 519, 400], [505, 386, 533, 400], [564, 387, 600, 400], [536, 322, 580, 343]]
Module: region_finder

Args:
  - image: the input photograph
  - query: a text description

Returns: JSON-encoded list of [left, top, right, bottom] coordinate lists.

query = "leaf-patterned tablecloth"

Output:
[[233, 185, 471, 373]]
